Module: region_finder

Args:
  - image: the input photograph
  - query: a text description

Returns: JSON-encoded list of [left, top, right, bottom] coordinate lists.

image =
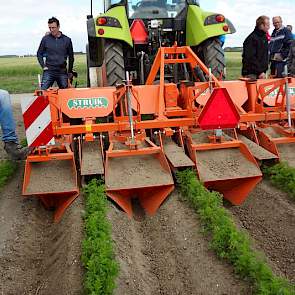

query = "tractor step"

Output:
[[80, 141, 104, 176], [238, 134, 278, 161], [163, 139, 194, 169]]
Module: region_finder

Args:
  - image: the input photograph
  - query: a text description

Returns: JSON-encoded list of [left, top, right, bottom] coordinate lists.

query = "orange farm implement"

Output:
[[21, 46, 295, 221]]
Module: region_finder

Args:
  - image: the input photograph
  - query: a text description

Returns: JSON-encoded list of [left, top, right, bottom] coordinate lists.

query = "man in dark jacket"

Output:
[[242, 16, 270, 79], [269, 16, 293, 78], [37, 17, 74, 90]]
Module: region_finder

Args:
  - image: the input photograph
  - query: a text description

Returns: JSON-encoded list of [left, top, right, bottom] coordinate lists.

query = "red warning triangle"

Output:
[[198, 88, 240, 130]]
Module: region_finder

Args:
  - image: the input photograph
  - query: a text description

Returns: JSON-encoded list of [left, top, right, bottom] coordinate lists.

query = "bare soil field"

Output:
[[229, 181, 295, 283], [0, 104, 84, 295], [0, 102, 294, 294], [109, 192, 251, 295], [0, 171, 84, 295]]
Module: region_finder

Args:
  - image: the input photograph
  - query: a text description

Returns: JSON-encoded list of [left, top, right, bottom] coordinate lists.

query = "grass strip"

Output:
[[82, 179, 119, 295], [263, 163, 295, 201], [176, 169, 295, 295], [0, 160, 17, 190]]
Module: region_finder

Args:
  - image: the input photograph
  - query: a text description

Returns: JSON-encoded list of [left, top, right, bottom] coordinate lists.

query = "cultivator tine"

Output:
[[187, 134, 262, 204], [39, 192, 79, 222], [23, 150, 79, 222], [163, 137, 194, 170], [20, 45, 295, 221], [106, 190, 133, 217], [105, 139, 174, 216], [80, 140, 104, 176], [237, 134, 278, 162], [139, 185, 175, 215], [257, 126, 295, 167]]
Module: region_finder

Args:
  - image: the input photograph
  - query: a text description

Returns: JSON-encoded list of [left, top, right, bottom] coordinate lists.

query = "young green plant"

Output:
[[176, 169, 295, 295], [82, 179, 119, 295]]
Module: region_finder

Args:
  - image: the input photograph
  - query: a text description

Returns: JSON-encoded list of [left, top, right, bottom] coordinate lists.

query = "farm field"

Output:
[[0, 50, 295, 295], [0, 52, 241, 93], [0, 105, 294, 294], [0, 55, 88, 93]]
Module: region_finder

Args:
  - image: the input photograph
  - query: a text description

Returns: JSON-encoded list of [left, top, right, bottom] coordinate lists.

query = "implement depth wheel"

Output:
[[105, 40, 125, 86], [197, 37, 226, 80]]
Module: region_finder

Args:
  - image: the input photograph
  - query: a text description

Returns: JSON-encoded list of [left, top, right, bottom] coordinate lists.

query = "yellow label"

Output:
[[85, 124, 92, 132]]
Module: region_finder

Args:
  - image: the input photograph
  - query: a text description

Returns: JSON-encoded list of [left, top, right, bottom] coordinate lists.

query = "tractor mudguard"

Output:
[[87, 6, 133, 47], [186, 5, 236, 47]]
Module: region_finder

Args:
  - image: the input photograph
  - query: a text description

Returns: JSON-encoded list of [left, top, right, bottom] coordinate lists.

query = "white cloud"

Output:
[[207, 0, 294, 47], [0, 0, 294, 55], [0, 0, 91, 55]]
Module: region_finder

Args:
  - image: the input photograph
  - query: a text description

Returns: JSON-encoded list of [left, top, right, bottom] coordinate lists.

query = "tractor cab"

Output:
[[104, 0, 199, 18], [128, 0, 186, 19], [87, 0, 235, 86]]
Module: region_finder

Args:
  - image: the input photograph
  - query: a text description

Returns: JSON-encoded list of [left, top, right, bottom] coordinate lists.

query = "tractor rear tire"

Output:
[[105, 40, 125, 86], [198, 38, 226, 80]]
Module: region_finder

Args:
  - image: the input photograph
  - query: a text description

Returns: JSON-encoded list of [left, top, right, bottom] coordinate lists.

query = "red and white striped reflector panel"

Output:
[[21, 95, 55, 147]]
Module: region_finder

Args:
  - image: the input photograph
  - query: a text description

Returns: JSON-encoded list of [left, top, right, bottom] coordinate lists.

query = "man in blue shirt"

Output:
[[286, 25, 295, 40], [37, 17, 74, 90], [269, 16, 293, 78]]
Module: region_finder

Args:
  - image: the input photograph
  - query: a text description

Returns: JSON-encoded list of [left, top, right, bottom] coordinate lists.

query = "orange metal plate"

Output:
[[256, 78, 295, 107], [194, 80, 248, 108], [58, 85, 160, 118]]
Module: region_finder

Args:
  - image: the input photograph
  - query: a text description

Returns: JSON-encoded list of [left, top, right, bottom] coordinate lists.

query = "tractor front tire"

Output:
[[197, 38, 226, 80], [105, 40, 125, 86]]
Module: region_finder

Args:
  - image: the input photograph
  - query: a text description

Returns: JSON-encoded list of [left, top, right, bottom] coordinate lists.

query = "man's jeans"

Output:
[[0, 89, 18, 143], [41, 70, 68, 90], [271, 60, 286, 78]]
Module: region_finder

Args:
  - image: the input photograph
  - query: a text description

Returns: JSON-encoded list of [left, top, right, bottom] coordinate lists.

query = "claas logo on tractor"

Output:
[[198, 88, 240, 130]]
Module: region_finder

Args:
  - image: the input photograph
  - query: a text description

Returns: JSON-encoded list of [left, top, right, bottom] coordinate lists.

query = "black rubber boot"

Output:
[[4, 142, 29, 160]]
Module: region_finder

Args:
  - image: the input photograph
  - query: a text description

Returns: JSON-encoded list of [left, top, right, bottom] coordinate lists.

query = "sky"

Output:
[[0, 0, 294, 56]]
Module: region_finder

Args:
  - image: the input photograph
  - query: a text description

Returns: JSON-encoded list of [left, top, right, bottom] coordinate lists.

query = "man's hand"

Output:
[[68, 72, 73, 80], [43, 66, 48, 71], [258, 72, 266, 79], [273, 53, 283, 61]]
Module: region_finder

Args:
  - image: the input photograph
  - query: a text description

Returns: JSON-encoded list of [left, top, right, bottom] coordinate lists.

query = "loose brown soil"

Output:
[[191, 131, 211, 144], [25, 160, 77, 194], [259, 127, 295, 166], [0, 104, 84, 295], [0, 165, 84, 295], [163, 139, 194, 168], [1, 99, 294, 294], [238, 134, 278, 161], [261, 127, 282, 138], [81, 141, 104, 176], [196, 148, 261, 181], [106, 155, 173, 189], [228, 181, 295, 283], [277, 143, 295, 167], [109, 192, 252, 295]]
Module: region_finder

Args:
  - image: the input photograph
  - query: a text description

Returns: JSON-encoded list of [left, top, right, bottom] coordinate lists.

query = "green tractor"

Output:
[[86, 0, 235, 86]]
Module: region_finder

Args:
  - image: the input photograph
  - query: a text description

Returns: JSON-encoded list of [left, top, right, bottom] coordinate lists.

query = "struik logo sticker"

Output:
[[265, 87, 295, 97], [67, 97, 109, 109]]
